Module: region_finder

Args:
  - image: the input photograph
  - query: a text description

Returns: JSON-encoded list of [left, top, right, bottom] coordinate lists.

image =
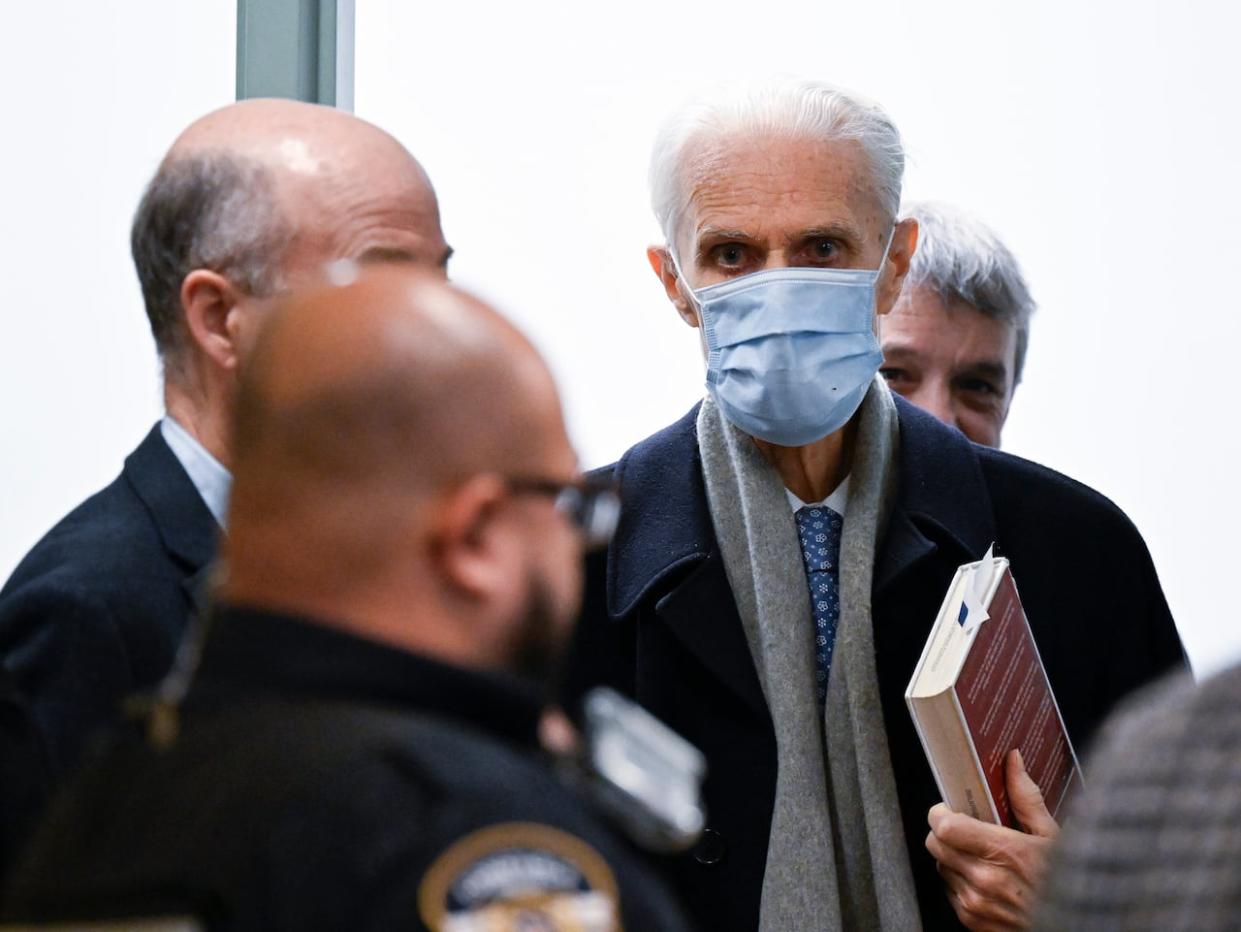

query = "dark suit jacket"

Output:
[[561, 398, 1186, 931], [0, 424, 217, 864]]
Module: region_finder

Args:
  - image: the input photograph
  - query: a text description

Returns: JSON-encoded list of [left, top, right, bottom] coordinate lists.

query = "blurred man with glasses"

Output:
[[4, 266, 695, 932]]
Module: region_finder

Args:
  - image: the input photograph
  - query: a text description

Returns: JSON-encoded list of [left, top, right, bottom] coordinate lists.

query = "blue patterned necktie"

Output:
[[795, 505, 844, 706]]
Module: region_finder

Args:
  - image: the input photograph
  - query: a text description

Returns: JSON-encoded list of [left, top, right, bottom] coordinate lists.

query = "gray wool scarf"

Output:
[[697, 377, 922, 931]]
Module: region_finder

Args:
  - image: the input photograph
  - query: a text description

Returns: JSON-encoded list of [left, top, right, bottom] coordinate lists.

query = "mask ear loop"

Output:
[[667, 246, 724, 374], [666, 246, 702, 312], [870, 225, 899, 338], [873, 225, 897, 281]]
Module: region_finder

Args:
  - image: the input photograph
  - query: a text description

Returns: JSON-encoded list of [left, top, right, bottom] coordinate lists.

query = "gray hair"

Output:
[[901, 201, 1036, 383], [130, 153, 291, 380], [649, 78, 906, 259]]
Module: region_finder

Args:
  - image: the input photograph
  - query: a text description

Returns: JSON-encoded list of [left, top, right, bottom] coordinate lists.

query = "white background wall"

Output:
[[352, 0, 1241, 673], [3, 1, 1238, 673], [0, 1, 235, 578]]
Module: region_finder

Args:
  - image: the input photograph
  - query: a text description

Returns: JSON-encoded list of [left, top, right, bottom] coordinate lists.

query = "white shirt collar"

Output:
[[785, 473, 850, 517], [160, 415, 232, 528]]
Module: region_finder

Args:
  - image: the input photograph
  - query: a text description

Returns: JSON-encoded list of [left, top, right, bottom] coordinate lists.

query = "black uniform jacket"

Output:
[[560, 397, 1187, 931], [0, 424, 216, 867], [4, 606, 692, 932]]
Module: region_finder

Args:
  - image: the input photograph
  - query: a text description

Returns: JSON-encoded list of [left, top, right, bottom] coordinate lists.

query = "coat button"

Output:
[[692, 828, 727, 866]]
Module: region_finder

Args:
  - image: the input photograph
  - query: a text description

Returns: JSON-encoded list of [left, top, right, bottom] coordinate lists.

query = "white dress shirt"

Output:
[[785, 473, 850, 518]]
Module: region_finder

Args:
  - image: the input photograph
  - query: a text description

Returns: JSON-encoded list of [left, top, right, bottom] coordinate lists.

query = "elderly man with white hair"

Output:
[[561, 79, 1184, 931], [880, 203, 1035, 447]]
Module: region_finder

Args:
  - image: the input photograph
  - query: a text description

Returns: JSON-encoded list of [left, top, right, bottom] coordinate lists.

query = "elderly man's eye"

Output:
[[812, 239, 836, 259], [712, 244, 748, 268]]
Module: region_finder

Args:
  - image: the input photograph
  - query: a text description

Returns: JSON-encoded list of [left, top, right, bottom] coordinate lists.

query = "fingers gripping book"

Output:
[[905, 547, 1083, 827]]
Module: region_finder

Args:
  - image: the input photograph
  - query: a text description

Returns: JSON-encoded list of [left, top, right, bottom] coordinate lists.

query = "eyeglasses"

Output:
[[507, 476, 622, 550]]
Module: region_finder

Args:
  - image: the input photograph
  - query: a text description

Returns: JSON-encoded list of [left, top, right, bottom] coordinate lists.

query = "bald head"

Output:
[[225, 265, 571, 595], [170, 98, 414, 168], [219, 265, 588, 673], [133, 99, 450, 382], [234, 263, 564, 489], [166, 99, 440, 251]]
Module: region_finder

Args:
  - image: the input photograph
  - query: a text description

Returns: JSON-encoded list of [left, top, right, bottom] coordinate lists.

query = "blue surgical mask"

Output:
[[676, 240, 891, 447]]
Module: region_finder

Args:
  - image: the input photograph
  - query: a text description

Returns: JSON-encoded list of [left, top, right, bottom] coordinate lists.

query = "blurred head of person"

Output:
[[879, 202, 1035, 448], [130, 98, 452, 466], [219, 266, 606, 682]]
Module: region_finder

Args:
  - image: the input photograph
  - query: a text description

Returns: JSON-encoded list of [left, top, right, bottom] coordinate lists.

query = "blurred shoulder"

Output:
[[1034, 667, 1241, 929], [1088, 665, 1241, 776]]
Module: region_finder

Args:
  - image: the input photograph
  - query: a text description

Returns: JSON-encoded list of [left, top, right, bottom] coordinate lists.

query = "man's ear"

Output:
[[647, 245, 700, 329], [875, 218, 919, 318], [428, 474, 515, 602], [181, 269, 247, 373]]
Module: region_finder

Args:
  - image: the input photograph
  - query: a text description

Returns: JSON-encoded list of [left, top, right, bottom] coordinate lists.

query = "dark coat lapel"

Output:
[[607, 405, 768, 717], [122, 424, 220, 597], [876, 398, 999, 594], [607, 398, 1001, 720]]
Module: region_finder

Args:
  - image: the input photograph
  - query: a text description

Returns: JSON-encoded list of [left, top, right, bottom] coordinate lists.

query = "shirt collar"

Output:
[[786, 473, 851, 517], [160, 415, 232, 528], [192, 604, 546, 750]]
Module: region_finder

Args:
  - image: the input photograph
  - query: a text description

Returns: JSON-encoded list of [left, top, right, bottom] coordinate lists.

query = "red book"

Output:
[[905, 550, 1082, 826]]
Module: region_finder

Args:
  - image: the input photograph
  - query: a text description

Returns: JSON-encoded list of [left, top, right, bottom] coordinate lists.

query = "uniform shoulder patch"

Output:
[[418, 821, 622, 931]]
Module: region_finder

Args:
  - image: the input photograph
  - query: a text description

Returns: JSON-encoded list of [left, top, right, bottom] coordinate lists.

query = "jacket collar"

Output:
[[123, 423, 219, 577], [194, 604, 545, 749], [125, 424, 220, 613], [607, 404, 714, 619], [607, 396, 998, 616], [606, 403, 770, 716]]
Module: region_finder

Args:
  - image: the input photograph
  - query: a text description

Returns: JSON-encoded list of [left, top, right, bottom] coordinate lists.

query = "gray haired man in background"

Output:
[[879, 202, 1035, 447], [0, 98, 451, 867]]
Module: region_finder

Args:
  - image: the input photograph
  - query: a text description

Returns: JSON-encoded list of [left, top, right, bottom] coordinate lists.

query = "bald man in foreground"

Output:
[[4, 268, 689, 931], [0, 99, 450, 863]]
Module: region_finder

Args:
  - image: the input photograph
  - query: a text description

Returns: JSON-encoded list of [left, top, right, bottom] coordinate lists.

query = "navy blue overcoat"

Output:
[[562, 397, 1186, 931]]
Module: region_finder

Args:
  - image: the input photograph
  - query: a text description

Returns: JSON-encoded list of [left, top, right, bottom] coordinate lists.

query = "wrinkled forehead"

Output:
[[677, 133, 887, 251], [884, 287, 1021, 371]]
